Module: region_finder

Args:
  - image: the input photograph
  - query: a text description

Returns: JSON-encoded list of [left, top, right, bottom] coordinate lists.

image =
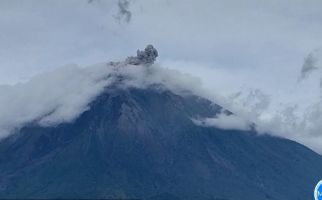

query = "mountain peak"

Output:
[[1, 86, 322, 200]]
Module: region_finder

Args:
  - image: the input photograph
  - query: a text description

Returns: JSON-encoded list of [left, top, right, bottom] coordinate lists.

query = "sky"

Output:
[[1, 0, 322, 153]]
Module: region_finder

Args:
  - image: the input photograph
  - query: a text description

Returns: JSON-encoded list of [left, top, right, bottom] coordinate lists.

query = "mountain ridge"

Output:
[[0, 85, 321, 199]]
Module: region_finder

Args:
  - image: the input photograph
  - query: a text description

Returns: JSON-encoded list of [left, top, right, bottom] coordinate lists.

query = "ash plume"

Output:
[[126, 45, 158, 66]]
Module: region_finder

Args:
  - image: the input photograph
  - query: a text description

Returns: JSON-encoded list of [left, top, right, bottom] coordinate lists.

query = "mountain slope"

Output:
[[0, 86, 321, 200]]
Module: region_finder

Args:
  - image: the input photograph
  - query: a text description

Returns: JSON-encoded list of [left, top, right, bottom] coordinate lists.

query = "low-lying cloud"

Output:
[[0, 64, 114, 138], [2, 44, 322, 155], [123, 55, 322, 154], [0, 45, 204, 139], [220, 87, 322, 154], [163, 59, 322, 154], [193, 112, 251, 131]]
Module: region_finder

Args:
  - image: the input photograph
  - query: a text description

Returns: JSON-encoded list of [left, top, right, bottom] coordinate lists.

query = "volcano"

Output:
[[0, 46, 321, 200]]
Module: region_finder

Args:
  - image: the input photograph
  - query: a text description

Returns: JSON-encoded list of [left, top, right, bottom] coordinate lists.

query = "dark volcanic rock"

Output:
[[0, 86, 321, 200]]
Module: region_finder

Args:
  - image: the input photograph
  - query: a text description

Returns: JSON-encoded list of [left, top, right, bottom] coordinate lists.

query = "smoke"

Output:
[[86, 0, 132, 24], [115, 0, 132, 24], [126, 45, 158, 65], [300, 50, 320, 80]]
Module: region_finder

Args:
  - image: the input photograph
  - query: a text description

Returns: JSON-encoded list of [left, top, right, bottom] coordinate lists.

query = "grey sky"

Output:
[[1, 0, 322, 152], [1, 0, 321, 84]]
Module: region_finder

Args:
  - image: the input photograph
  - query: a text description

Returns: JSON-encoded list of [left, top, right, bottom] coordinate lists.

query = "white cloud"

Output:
[[193, 113, 251, 131], [1, 0, 322, 154], [161, 59, 322, 154], [0, 54, 207, 139], [2, 53, 322, 154], [0, 64, 115, 138], [220, 88, 322, 154]]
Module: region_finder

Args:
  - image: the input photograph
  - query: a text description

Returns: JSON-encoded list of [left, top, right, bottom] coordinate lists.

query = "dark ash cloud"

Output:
[[126, 45, 158, 65]]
